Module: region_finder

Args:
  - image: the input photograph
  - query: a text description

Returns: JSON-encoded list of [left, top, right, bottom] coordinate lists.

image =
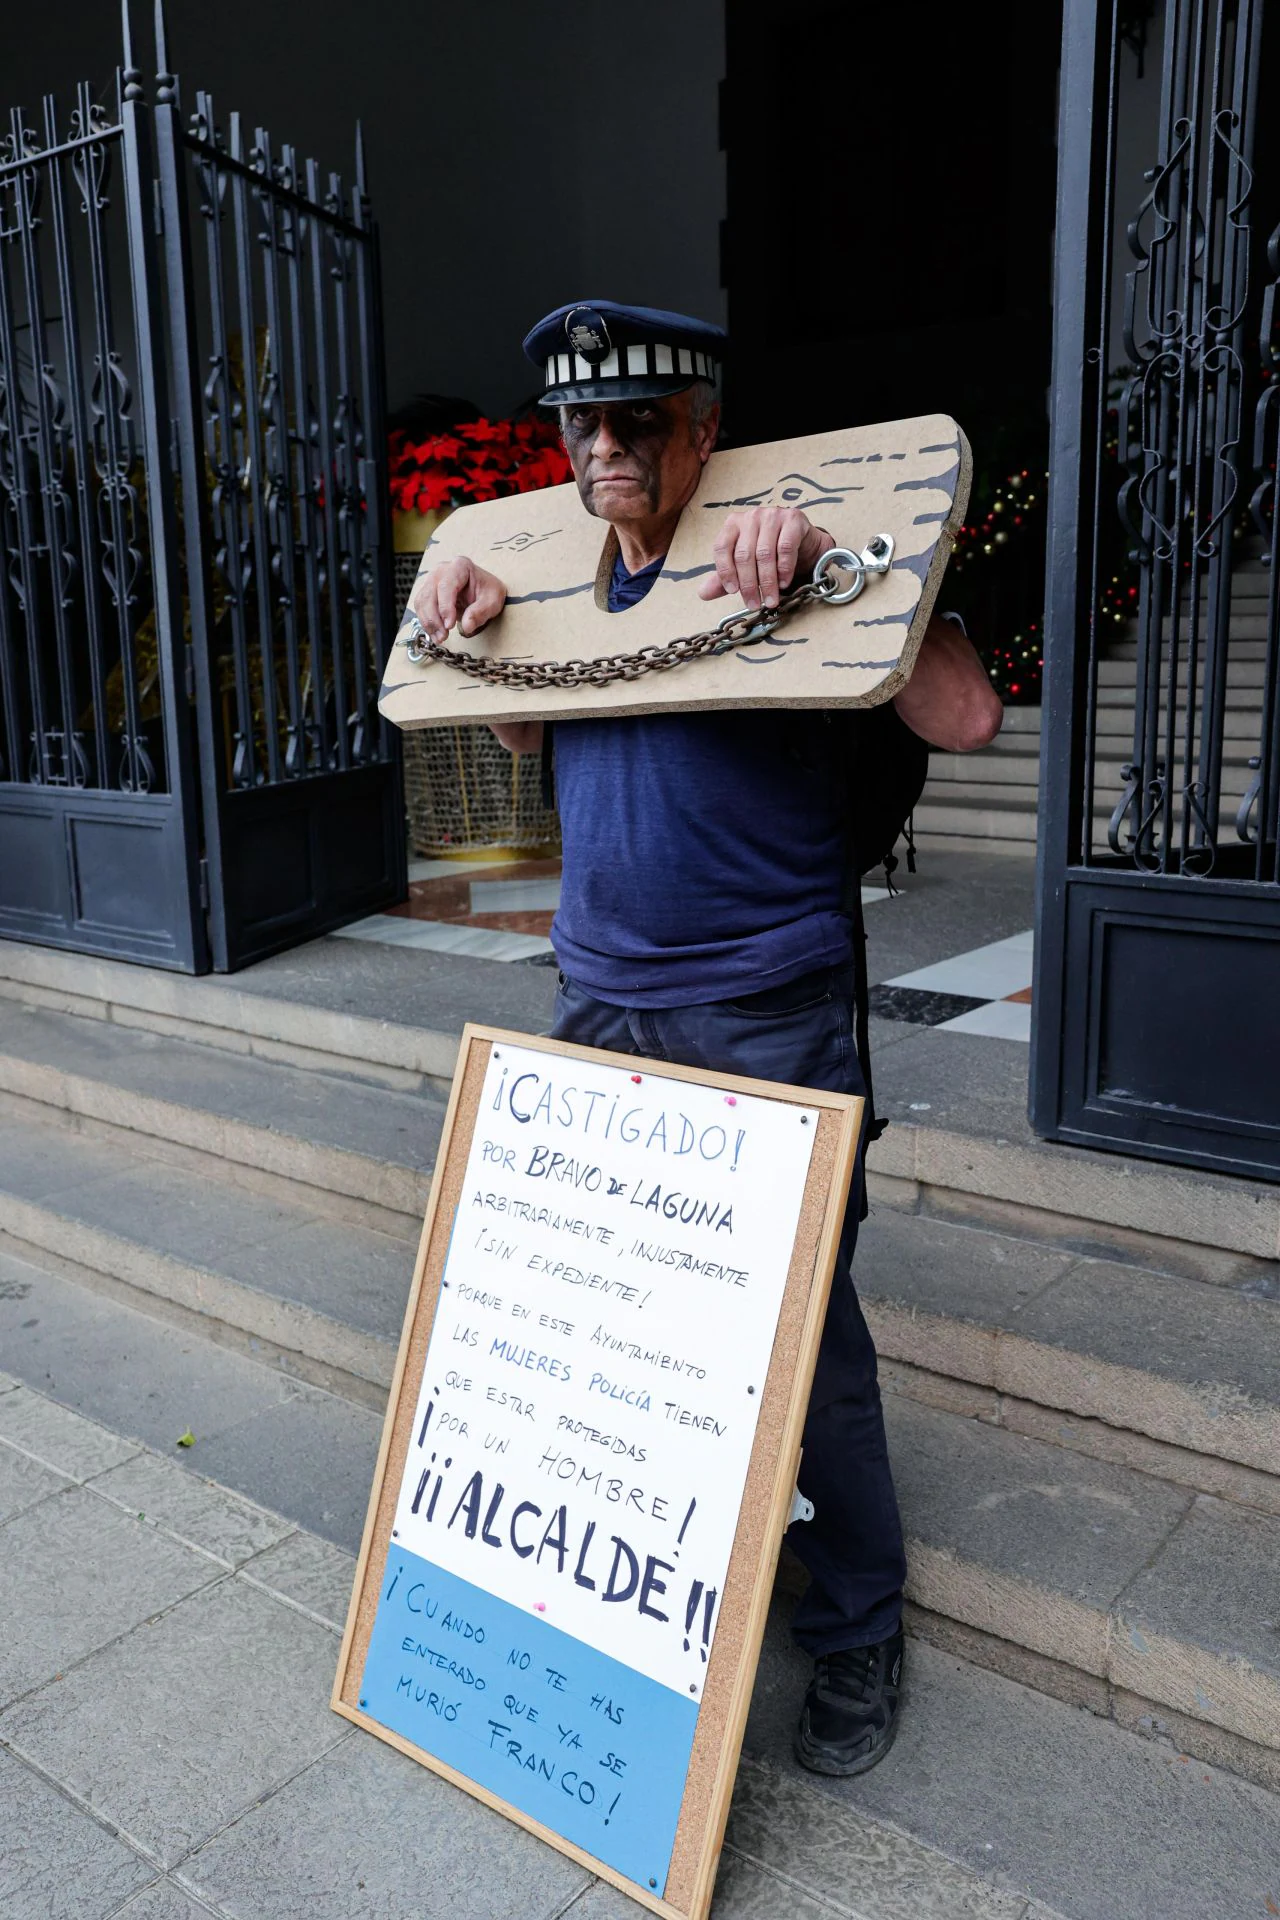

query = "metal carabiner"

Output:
[[713, 603, 783, 646]]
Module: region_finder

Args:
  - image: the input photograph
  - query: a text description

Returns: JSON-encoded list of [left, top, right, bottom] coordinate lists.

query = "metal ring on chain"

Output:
[[396, 535, 896, 690], [811, 547, 867, 604]]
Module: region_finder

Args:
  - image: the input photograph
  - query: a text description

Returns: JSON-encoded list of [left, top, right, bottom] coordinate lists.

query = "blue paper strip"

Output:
[[360, 1547, 699, 1894]]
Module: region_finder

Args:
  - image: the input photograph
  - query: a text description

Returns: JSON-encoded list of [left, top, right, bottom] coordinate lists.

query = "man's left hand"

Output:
[[697, 508, 834, 612]]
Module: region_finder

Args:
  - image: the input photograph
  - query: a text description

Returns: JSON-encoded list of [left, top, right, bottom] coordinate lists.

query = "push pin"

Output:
[[724, 1095, 737, 1107], [631, 1073, 642, 1083], [535, 1601, 546, 1613]]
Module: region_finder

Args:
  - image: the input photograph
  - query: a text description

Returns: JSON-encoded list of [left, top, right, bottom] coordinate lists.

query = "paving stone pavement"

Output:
[[2, 1270, 1279, 1919], [0, 1365, 1067, 1920]]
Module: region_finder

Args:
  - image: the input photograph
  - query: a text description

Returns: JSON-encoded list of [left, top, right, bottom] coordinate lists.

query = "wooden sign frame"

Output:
[[332, 1024, 863, 1920]]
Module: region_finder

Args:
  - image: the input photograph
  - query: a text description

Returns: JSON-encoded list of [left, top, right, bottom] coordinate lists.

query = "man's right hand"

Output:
[[408, 555, 507, 642], [407, 556, 539, 753]]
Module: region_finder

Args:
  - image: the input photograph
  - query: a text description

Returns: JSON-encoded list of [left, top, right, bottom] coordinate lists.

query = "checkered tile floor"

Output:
[[869, 930, 1034, 1041], [335, 858, 562, 964], [337, 859, 1033, 1039], [337, 860, 893, 968]]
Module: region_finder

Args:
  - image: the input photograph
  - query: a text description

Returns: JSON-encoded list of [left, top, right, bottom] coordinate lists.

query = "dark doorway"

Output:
[[720, 3, 1062, 468]]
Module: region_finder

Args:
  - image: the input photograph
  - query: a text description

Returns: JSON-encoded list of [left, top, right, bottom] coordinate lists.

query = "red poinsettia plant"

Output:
[[388, 415, 573, 516]]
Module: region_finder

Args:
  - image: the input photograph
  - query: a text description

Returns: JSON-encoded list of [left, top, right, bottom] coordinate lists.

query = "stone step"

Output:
[[913, 801, 1037, 844], [1093, 682, 1264, 711], [867, 1029, 1280, 1276], [744, 1596, 1280, 1920], [882, 1392, 1280, 1793], [908, 829, 1041, 857], [1110, 631, 1274, 655], [0, 999, 443, 1238], [952, 728, 1259, 765], [1097, 657, 1268, 689], [927, 784, 1254, 822], [920, 780, 1041, 810], [928, 750, 1258, 803], [918, 789, 1258, 842], [929, 753, 1042, 786], [4, 1300, 1278, 1920], [984, 738, 1042, 764], [992, 704, 1043, 735], [3, 933, 1276, 1278], [856, 1204, 1280, 1495], [0, 936, 504, 1095], [3, 1237, 1276, 1802], [0, 1109, 411, 1401], [8, 1044, 1276, 1562], [1087, 708, 1262, 739]]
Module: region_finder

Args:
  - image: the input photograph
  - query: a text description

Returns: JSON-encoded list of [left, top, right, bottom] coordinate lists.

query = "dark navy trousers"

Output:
[[550, 961, 907, 1656]]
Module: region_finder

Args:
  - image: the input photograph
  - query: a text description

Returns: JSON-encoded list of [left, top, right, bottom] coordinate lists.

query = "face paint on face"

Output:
[[560, 396, 702, 524]]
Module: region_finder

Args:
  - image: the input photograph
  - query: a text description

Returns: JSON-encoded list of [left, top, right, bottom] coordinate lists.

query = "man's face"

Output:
[[560, 391, 717, 524]]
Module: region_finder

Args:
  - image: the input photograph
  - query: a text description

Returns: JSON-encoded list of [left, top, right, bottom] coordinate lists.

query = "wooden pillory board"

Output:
[[333, 1025, 863, 1919], [379, 413, 971, 729]]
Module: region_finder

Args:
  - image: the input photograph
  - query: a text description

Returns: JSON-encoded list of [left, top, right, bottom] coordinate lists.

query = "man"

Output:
[[410, 301, 1002, 1775]]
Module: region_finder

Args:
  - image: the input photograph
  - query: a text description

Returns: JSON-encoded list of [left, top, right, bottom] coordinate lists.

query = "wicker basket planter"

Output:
[[392, 534, 560, 860]]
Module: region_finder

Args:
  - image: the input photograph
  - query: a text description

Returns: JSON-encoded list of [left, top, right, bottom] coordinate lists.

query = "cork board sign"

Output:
[[378, 412, 970, 728], [333, 1024, 862, 1920]]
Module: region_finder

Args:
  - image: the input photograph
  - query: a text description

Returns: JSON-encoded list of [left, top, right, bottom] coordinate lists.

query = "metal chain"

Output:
[[395, 539, 895, 691]]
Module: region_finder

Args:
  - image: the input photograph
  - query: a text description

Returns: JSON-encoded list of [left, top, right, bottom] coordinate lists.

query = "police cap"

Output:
[[523, 299, 726, 407]]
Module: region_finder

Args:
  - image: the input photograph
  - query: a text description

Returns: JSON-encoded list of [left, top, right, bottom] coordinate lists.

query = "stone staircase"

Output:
[[0, 933, 1276, 1822], [917, 555, 1273, 855]]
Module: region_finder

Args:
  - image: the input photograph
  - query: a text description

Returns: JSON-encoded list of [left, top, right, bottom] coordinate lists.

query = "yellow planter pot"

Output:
[[392, 506, 451, 555]]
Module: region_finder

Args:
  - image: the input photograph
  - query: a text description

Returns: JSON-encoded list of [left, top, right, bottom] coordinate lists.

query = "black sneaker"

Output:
[[793, 1630, 904, 1777]]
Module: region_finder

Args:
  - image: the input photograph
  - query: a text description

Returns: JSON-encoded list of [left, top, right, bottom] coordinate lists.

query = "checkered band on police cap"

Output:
[[522, 300, 726, 408]]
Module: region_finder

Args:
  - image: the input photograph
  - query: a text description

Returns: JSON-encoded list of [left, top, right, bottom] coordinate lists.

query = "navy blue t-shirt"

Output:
[[550, 550, 852, 1007]]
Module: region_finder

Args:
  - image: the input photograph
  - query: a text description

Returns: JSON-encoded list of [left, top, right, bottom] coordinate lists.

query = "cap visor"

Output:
[[538, 374, 700, 408]]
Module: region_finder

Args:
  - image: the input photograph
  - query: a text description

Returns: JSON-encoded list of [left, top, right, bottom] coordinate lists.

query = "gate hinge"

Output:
[[198, 857, 210, 911]]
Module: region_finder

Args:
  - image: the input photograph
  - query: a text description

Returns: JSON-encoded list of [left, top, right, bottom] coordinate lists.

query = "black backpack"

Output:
[[834, 702, 931, 1161], [838, 700, 930, 881]]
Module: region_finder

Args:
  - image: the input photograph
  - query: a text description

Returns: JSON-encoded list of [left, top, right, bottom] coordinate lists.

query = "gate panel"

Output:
[[0, 53, 205, 968], [0, 7, 404, 978], [1033, 0, 1280, 1179], [216, 766, 401, 960], [154, 29, 404, 972]]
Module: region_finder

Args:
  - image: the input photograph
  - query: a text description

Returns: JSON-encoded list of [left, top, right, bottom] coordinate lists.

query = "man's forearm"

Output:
[[893, 615, 1003, 753]]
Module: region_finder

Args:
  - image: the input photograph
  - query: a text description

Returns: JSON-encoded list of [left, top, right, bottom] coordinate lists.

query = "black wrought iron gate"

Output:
[[1033, 0, 1280, 1179], [0, 4, 404, 973]]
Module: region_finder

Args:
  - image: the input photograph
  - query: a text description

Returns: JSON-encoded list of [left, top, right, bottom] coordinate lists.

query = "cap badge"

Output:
[[564, 307, 612, 365]]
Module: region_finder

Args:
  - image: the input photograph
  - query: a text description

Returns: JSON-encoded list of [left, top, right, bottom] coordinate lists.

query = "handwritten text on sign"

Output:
[[360, 1042, 816, 1888]]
